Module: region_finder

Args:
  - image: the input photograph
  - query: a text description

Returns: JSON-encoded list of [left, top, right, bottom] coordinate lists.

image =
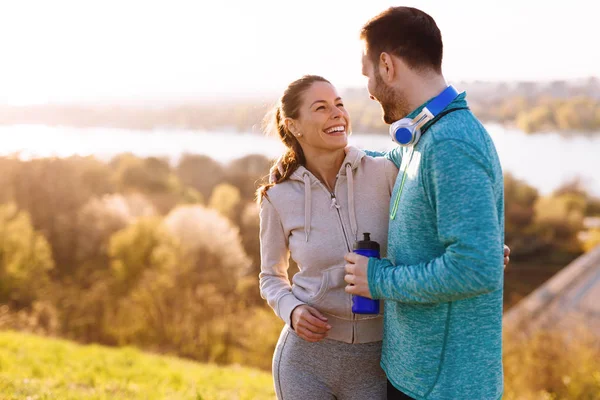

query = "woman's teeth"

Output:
[[325, 126, 345, 134]]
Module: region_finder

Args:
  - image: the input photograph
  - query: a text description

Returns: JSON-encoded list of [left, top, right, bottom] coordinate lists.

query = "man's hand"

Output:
[[344, 252, 372, 298]]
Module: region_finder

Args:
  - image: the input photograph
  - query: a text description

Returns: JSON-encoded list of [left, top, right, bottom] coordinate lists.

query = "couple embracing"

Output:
[[258, 7, 507, 400]]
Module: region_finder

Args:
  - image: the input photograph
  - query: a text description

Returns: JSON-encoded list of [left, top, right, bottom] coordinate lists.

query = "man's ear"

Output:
[[379, 52, 395, 83]]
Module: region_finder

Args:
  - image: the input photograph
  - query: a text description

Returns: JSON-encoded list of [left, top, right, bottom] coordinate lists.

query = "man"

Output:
[[344, 7, 505, 400]]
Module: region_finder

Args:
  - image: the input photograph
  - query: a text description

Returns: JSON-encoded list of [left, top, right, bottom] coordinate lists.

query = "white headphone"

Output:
[[389, 85, 460, 146]]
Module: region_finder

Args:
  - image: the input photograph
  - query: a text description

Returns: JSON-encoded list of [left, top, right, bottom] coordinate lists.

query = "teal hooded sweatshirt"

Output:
[[368, 92, 505, 400]]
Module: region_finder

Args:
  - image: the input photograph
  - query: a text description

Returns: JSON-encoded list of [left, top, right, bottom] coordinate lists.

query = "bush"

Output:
[[0, 203, 54, 307], [208, 183, 242, 222], [0, 301, 60, 336], [504, 327, 600, 399], [176, 154, 225, 199], [102, 205, 255, 364], [9, 158, 97, 279]]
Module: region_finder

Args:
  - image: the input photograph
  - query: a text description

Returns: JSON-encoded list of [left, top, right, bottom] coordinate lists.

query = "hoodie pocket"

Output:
[[307, 267, 352, 319]]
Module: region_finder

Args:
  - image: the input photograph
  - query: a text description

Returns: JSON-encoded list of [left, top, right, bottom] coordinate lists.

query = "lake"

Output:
[[1, 124, 599, 196]]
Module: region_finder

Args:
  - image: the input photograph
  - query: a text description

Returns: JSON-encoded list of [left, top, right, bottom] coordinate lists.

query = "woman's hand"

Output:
[[291, 305, 331, 342], [504, 244, 510, 269]]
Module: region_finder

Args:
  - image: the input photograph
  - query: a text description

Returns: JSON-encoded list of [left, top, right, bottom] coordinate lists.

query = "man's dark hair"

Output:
[[360, 7, 443, 73]]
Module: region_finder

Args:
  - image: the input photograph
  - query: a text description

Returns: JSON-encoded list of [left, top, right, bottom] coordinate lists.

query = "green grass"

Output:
[[0, 330, 275, 400]]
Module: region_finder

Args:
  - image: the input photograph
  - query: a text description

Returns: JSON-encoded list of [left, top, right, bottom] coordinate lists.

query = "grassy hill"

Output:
[[0, 330, 275, 400]]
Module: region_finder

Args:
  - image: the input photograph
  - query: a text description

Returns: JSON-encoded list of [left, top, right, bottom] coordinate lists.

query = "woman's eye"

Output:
[[316, 106, 325, 111], [337, 103, 344, 108]]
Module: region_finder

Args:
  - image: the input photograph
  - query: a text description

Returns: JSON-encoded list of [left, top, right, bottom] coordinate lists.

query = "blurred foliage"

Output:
[[209, 183, 241, 221], [504, 174, 599, 265], [176, 154, 225, 200], [513, 96, 600, 134], [6, 157, 105, 280], [225, 154, 271, 202], [504, 327, 600, 399], [0, 148, 597, 394], [108, 217, 177, 290], [0, 204, 54, 308], [583, 229, 600, 252]]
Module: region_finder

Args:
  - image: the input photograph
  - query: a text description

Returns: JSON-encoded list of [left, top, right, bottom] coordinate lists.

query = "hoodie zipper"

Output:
[[333, 169, 357, 344], [330, 192, 351, 253], [305, 168, 358, 343]]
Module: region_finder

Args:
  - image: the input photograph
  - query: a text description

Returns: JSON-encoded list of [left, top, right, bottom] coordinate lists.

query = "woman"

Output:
[[257, 75, 508, 399]]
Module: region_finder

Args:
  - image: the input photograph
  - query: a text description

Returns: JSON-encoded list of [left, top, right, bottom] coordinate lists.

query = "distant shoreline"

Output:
[[1, 124, 599, 198], [1, 78, 599, 136]]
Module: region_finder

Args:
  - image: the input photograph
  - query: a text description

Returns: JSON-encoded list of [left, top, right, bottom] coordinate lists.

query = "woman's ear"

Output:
[[285, 118, 300, 137]]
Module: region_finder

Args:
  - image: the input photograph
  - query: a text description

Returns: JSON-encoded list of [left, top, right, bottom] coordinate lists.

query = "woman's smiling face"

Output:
[[285, 81, 351, 152]]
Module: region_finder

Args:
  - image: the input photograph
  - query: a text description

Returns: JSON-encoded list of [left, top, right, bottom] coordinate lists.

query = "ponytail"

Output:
[[256, 107, 305, 202], [255, 75, 329, 203]]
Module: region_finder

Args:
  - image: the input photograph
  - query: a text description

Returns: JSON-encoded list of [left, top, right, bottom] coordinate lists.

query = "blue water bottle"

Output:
[[351, 232, 380, 314]]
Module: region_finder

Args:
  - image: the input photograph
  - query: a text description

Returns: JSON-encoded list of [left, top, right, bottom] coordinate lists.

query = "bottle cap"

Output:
[[353, 232, 380, 251]]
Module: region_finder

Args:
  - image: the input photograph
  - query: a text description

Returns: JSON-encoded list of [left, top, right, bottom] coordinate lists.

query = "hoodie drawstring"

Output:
[[302, 162, 358, 243], [346, 163, 358, 241], [303, 172, 312, 242]]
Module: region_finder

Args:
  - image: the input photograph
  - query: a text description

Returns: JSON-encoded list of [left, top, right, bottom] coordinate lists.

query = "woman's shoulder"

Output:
[[260, 178, 301, 206], [356, 152, 399, 193], [359, 152, 399, 173]]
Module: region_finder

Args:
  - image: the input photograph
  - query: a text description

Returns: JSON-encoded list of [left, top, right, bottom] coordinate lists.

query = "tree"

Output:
[[10, 158, 96, 279], [0, 204, 54, 307], [238, 202, 263, 305], [108, 217, 178, 290], [163, 205, 251, 290], [107, 205, 253, 362], [176, 154, 225, 200], [112, 155, 192, 214], [113, 155, 172, 193], [517, 105, 553, 133], [75, 193, 157, 283], [504, 174, 539, 257], [533, 193, 586, 263], [226, 154, 271, 202], [209, 183, 241, 221]]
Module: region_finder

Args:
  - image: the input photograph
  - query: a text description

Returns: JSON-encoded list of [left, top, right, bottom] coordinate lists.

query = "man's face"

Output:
[[361, 44, 408, 124], [361, 47, 379, 104]]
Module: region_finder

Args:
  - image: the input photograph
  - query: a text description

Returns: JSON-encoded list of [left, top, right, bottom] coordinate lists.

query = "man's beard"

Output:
[[374, 71, 410, 124]]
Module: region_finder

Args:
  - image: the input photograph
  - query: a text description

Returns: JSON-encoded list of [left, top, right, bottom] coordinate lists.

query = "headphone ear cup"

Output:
[[389, 119, 416, 146]]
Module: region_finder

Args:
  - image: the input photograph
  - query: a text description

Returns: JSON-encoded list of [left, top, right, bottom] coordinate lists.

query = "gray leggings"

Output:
[[272, 326, 387, 400]]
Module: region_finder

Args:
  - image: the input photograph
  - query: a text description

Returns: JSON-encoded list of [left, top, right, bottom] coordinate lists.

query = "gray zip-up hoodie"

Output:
[[259, 146, 398, 343]]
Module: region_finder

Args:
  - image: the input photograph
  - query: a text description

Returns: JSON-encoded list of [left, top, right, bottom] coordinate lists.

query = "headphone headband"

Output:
[[389, 85, 460, 146], [425, 85, 459, 116]]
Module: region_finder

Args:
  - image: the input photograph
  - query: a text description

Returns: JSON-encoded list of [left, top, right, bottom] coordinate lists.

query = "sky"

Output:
[[0, 0, 598, 104]]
